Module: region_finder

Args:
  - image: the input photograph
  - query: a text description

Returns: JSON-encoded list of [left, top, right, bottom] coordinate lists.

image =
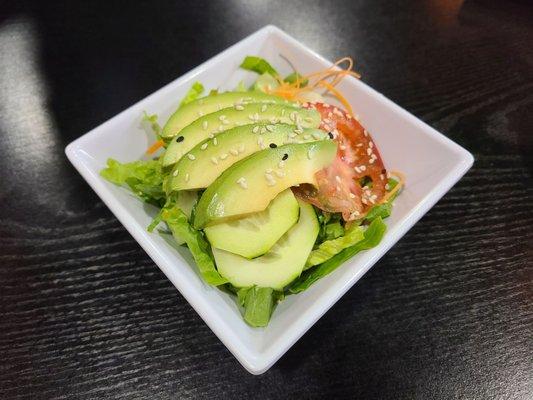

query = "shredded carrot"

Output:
[[381, 171, 406, 204], [146, 139, 164, 155], [267, 56, 361, 115]]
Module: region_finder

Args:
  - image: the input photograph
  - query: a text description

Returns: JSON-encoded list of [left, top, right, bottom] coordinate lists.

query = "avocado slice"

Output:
[[193, 140, 337, 228], [212, 200, 319, 290], [204, 189, 299, 259], [168, 124, 329, 191], [161, 92, 290, 139], [162, 103, 321, 168]]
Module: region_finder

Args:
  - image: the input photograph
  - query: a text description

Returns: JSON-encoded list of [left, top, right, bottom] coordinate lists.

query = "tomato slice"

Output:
[[293, 102, 388, 220]]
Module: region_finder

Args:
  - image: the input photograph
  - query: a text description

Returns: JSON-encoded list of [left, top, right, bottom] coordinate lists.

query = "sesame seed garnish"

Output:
[[254, 113, 259, 121], [323, 103, 330, 108], [219, 115, 227, 121], [304, 117, 313, 123], [356, 143, 363, 147], [213, 138, 218, 145], [252, 126, 260, 134], [187, 154, 196, 160], [369, 158, 375, 164], [211, 157, 218, 165], [185, 173, 190, 182], [275, 170, 285, 178], [312, 132, 322, 140], [335, 175, 341, 183], [369, 141, 374, 148], [289, 133, 297, 138], [360, 165, 367, 171], [380, 174, 385, 180], [307, 148, 314, 160], [367, 148, 373, 156], [230, 149, 239, 156], [197, 111, 204, 117], [208, 133, 215, 138], [323, 124, 332, 131], [222, 119, 230, 125], [266, 125, 275, 132], [340, 144, 346, 150], [218, 125, 224, 132], [354, 114, 360, 121], [290, 111, 297, 122], [336, 185, 341, 192], [362, 198, 368, 205], [294, 128, 303, 135], [234, 104, 244, 111], [200, 143, 208, 150], [278, 160, 285, 168], [266, 168, 273, 173], [261, 104, 267, 112], [269, 143, 277, 148], [266, 180, 276, 186], [385, 184, 390, 190], [363, 129, 368, 137], [202, 121, 208, 130], [220, 153, 228, 160], [387, 171, 391, 178], [236, 177, 248, 189], [176, 136, 184, 143], [172, 170, 179, 177], [260, 126, 266, 134], [354, 166, 361, 173], [349, 193, 356, 199], [257, 137, 263, 146], [269, 117, 278, 124], [327, 112, 333, 118]]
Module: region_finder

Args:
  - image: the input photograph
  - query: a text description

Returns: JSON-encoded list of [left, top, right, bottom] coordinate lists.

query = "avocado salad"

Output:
[[101, 56, 404, 327]]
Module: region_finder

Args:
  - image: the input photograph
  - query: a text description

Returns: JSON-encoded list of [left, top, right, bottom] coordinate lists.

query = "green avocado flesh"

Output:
[[212, 200, 319, 290], [168, 124, 329, 191], [204, 189, 299, 258], [162, 103, 321, 167], [161, 92, 290, 139], [193, 140, 337, 229]]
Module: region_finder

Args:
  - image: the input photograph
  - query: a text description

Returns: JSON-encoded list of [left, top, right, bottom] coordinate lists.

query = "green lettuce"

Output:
[[306, 224, 365, 268], [234, 80, 248, 92], [284, 72, 308, 87], [161, 205, 227, 286], [240, 56, 279, 76], [290, 217, 387, 293], [100, 158, 165, 206], [142, 111, 161, 138], [179, 81, 205, 108], [241, 286, 275, 327]]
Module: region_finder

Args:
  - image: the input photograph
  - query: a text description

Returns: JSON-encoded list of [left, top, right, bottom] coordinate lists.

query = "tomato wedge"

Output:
[[293, 102, 388, 220]]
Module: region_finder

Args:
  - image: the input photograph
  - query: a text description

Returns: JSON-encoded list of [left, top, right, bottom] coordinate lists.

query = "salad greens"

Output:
[[100, 55, 402, 327]]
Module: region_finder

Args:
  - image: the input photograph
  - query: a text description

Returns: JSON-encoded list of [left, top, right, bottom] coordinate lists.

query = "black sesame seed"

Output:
[[328, 132, 334, 139], [176, 136, 184, 142], [269, 143, 277, 148], [282, 153, 289, 160]]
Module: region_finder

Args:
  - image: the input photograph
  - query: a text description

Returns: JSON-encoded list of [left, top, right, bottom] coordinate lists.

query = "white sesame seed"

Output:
[[380, 174, 385, 180], [369, 141, 374, 148], [269, 117, 278, 124], [187, 154, 196, 160], [312, 132, 322, 140], [362, 198, 368, 205], [200, 143, 208, 150], [218, 125, 225, 132], [220, 153, 228, 160], [304, 117, 313, 123], [289, 133, 298, 138], [261, 104, 267, 112], [266, 180, 276, 186], [252, 126, 260, 134], [236, 177, 248, 189], [340, 144, 346, 150], [335, 175, 341, 183], [197, 111, 204, 117], [230, 149, 239, 156], [257, 137, 264, 146], [387, 171, 391, 178], [219, 115, 226, 121], [254, 113, 260, 121], [323, 124, 332, 132], [360, 165, 367, 171], [211, 157, 218, 165], [327, 112, 333, 118], [336, 185, 341, 192], [278, 160, 285, 168], [363, 129, 368, 137], [323, 103, 330, 108], [185, 173, 190, 182], [367, 148, 373, 156], [223, 119, 231, 125], [202, 121, 208, 130], [369, 158, 375, 164], [266, 125, 275, 132], [213, 138, 218, 145], [260, 126, 267, 134], [275, 170, 285, 178], [172, 170, 179, 177], [385, 183, 390, 190], [307, 149, 314, 160], [354, 166, 361, 173], [290, 111, 297, 121], [265, 168, 273, 174], [356, 143, 363, 147], [294, 128, 304, 135], [248, 114, 255, 121], [234, 104, 244, 111], [208, 133, 215, 139], [349, 192, 356, 198], [369, 197, 376, 204]]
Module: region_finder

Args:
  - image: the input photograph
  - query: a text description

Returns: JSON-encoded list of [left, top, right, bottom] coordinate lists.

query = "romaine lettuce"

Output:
[[240, 56, 279, 76], [179, 81, 205, 108]]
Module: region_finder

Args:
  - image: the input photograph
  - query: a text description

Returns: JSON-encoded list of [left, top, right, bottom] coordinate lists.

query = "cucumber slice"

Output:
[[212, 200, 319, 290], [204, 189, 299, 258]]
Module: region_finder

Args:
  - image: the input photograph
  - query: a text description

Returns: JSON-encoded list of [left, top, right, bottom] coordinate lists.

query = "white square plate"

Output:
[[65, 25, 473, 374]]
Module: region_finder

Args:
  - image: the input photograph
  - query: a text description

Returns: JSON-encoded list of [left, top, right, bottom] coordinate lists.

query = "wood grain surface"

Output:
[[0, 1, 531, 399]]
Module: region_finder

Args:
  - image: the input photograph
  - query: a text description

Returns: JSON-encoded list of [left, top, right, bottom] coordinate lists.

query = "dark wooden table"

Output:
[[1, 1, 531, 398]]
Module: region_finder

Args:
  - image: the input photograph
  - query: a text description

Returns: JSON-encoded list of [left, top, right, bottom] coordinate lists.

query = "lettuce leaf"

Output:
[[142, 111, 162, 138], [241, 286, 275, 327], [284, 72, 308, 87], [179, 81, 205, 108], [289, 217, 387, 293], [100, 158, 165, 206], [240, 56, 279, 76], [161, 206, 227, 286], [306, 224, 365, 268], [234, 80, 248, 92]]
